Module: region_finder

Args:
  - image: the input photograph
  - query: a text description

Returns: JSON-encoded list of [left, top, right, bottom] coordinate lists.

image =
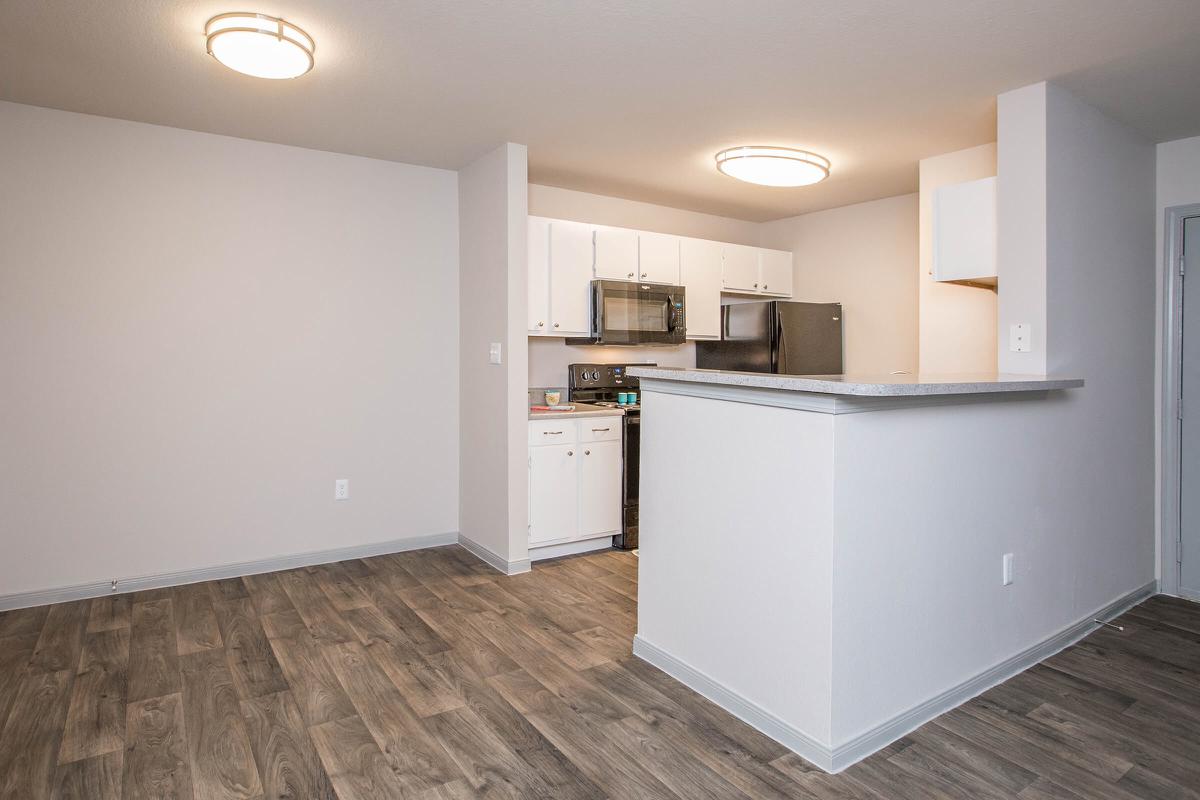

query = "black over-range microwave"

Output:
[[567, 280, 686, 346]]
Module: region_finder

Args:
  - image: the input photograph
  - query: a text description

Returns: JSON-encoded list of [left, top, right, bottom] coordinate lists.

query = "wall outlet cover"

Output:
[[335, 479, 349, 501], [1002, 552, 1014, 586], [1009, 323, 1032, 353]]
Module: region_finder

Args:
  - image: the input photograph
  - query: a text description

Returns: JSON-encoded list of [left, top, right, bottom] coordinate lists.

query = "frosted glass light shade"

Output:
[[205, 13, 315, 79], [715, 146, 831, 187]]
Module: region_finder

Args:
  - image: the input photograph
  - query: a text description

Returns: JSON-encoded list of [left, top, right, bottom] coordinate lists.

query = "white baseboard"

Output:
[[0, 531, 459, 612], [1174, 587, 1200, 603], [634, 579, 1157, 774], [529, 536, 613, 562], [457, 535, 531, 576]]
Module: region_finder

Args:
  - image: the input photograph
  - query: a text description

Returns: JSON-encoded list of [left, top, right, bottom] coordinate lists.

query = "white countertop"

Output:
[[528, 401, 626, 420], [627, 367, 1084, 397]]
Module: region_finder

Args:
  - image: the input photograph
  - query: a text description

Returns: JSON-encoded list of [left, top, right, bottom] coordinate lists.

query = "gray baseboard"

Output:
[[458, 534, 531, 576], [0, 531, 459, 612], [632, 635, 836, 771], [634, 579, 1157, 774]]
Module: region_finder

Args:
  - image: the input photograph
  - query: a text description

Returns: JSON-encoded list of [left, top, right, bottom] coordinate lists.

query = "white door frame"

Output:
[[1161, 203, 1200, 599]]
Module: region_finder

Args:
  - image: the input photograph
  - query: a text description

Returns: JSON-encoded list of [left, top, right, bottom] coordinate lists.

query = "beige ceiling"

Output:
[[3, 1, 1198, 221]]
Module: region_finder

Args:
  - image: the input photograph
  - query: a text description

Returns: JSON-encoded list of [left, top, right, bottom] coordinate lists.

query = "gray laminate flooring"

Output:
[[0, 545, 1197, 799]]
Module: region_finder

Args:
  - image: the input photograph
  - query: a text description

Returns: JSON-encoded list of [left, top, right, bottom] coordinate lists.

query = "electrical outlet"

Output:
[[335, 479, 349, 501], [489, 342, 502, 365], [1009, 323, 1031, 353], [1002, 553, 1014, 586]]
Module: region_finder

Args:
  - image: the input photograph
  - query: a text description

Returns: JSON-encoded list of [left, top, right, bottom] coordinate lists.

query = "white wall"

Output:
[[997, 85, 1048, 375], [526, 184, 758, 384], [0, 101, 460, 598], [919, 144, 998, 374], [759, 195, 919, 375], [459, 144, 530, 570]]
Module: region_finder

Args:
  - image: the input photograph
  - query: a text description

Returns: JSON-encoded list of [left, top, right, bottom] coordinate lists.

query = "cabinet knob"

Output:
[[641, 273, 647, 278], [627, 272, 634, 278], [553, 322, 560, 328], [584, 449, 591, 455], [754, 283, 759, 288], [537, 321, 544, 327], [763, 284, 768, 290], [567, 450, 574, 456]]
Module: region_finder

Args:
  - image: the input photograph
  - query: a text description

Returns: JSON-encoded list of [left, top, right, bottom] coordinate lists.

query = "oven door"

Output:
[[592, 280, 685, 345]]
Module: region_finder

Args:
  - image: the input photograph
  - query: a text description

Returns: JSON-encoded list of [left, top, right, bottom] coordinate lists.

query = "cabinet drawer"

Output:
[[529, 419, 578, 446], [579, 419, 622, 442]]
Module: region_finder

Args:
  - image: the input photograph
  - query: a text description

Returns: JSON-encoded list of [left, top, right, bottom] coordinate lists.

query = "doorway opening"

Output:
[[1162, 204, 1200, 599]]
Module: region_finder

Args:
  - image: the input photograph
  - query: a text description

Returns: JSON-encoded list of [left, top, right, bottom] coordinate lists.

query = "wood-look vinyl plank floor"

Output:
[[0, 544, 1198, 798]]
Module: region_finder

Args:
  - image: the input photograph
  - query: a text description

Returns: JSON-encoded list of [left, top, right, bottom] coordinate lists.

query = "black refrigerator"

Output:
[[695, 301, 844, 375]]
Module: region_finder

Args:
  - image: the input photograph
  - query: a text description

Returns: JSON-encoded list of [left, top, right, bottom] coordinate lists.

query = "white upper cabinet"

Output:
[[594, 225, 639, 281], [933, 176, 997, 284], [548, 220, 595, 335], [680, 237, 723, 340], [527, 216, 551, 334], [759, 249, 794, 297], [528, 215, 793, 339], [721, 243, 761, 293], [638, 231, 681, 284]]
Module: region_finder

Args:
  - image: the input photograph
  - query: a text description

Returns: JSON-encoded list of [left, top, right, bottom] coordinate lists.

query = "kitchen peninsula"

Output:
[[629, 366, 1152, 773]]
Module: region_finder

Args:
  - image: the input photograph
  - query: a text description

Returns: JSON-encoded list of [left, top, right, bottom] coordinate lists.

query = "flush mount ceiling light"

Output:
[[205, 12, 315, 79], [714, 146, 831, 187]]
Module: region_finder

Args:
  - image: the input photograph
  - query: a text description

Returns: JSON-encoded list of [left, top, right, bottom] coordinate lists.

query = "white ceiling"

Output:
[[2, 1, 1198, 221]]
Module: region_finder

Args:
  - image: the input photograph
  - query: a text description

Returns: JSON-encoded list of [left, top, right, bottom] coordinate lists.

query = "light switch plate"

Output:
[[489, 342, 502, 365], [1009, 323, 1031, 353]]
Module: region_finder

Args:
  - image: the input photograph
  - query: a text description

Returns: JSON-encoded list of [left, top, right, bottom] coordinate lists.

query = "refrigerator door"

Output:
[[776, 302, 844, 375], [695, 302, 775, 373]]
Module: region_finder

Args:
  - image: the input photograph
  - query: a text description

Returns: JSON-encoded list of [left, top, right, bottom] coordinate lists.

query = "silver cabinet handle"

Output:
[[754, 282, 759, 288], [544, 431, 563, 435], [553, 322, 560, 328], [641, 273, 647, 278], [627, 272, 634, 278], [584, 449, 591, 455], [567, 450, 574, 456], [537, 321, 544, 327], [591, 427, 610, 432], [763, 284, 768, 290]]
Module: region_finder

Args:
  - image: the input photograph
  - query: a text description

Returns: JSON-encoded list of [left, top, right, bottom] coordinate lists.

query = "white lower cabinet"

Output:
[[528, 444, 579, 545], [578, 440, 622, 536], [528, 417, 622, 555]]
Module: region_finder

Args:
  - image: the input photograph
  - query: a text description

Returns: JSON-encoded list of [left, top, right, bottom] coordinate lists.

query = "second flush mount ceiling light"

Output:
[[205, 12, 315, 79], [715, 146, 831, 187]]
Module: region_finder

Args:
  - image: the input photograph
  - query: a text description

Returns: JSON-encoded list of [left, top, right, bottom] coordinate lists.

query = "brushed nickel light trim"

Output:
[[715, 146, 831, 187], [205, 12, 315, 79]]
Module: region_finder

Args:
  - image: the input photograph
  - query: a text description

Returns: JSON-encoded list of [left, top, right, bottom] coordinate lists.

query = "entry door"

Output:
[[1182, 216, 1200, 594]]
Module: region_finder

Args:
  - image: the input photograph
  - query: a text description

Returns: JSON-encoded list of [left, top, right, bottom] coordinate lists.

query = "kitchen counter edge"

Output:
[[626, 367, 1084, 397]]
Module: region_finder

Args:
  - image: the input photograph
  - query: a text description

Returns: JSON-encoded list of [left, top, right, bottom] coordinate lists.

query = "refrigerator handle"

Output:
[[775, 312, 787, 374]]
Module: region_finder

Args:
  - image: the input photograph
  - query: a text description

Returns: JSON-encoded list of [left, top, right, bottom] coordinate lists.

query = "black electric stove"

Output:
[[568, 363, 651, 550]]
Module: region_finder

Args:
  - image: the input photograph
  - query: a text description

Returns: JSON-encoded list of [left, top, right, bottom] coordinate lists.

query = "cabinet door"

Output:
[[527, 216, 551, 334], [594, 225, 639, 281], [578, 440, 622, 537], [680, 237, 723, 340], [933, 176, 997, 282], [529, 444, 579, 545], [722, 243, 761, 292], [759, 249, 793, 297], [639, 231, 681, 284], [548, 220, 594, 336]]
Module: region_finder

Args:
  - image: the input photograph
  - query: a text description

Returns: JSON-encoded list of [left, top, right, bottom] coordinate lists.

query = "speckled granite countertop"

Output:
[[627, 367, 1084, 397], [528, 402, 625, 420]]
